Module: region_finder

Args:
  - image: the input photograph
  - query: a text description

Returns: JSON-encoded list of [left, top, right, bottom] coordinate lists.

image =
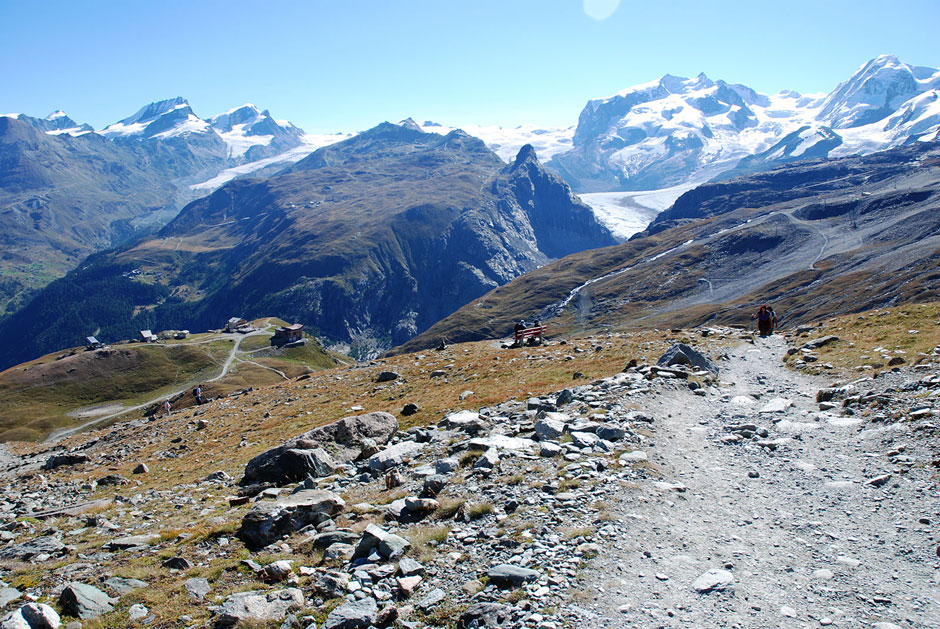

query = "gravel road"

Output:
[[572, 335, 939, 628]]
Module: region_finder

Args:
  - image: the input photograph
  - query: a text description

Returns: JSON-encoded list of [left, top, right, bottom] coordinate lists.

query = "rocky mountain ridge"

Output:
[[0, 123, 616, 369]]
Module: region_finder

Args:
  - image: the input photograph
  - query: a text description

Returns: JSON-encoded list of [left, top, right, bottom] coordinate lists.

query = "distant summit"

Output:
[[548, 55, 940, 192]]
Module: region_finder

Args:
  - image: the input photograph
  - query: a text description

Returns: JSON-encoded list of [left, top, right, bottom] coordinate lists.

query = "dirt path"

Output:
[[46, 326, 274, 443], [572, 335, 939, 628]]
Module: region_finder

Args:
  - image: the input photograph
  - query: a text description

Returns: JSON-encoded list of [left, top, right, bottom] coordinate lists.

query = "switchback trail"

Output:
[[571, 335, 939, 628]]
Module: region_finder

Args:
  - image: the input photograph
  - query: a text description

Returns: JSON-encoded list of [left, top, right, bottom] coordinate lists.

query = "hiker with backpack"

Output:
[[752, 304, 775, 337]]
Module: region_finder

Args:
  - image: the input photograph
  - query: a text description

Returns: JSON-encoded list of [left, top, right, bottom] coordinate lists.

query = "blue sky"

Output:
[[2, 0, 938, 133]]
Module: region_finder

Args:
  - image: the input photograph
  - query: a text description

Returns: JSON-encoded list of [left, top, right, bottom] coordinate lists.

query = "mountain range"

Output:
[[0, 122, 616, 368], [0, 100, 347, 315], [396, 139, 940, 354], [548, 55, 940, 192]]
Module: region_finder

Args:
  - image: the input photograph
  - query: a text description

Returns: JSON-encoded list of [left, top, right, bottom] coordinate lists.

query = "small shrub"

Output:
[[467, 502, 494, 519]]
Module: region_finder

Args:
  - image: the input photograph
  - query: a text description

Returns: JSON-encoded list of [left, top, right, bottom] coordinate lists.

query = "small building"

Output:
[[85, 336, 102, 350], [271, 323, 305, 347], [140, 330, 156, 343], [225, 317, 248, 333], [174, 330, 190, 340]]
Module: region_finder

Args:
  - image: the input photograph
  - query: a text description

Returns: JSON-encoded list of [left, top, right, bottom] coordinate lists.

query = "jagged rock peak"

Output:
[[510, 144, 539, 171], [117, 97, 191, 126], [398, 117, 423, 132]]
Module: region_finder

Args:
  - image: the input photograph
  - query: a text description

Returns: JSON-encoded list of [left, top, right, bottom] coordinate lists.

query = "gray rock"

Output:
[[322, 597, 378, 629], [442, 411, 488, 434], [365, 441, 424, 473], [184, 577, 211, 601], [237, 489, 345, 549], [534, 416, 566, 440], [132, 463, 149, 474], [42, 453, 89, 470], [102, 577, 148, 596], [0, 609, 30, 629], [596, 425, 626, 441], [308, 529, 359, 549], [376, 371, 400, 383], [206, 470, 232, 482], [421, 474, 447, 497], [457, 602, 512, 628], [401, 403, 420, 416], [97, 474, 130, 486], [58, 583, 116, 619], [353, 523, 390, 560], [104, 533, 160, 551], [692, 568, 734, 593], [0, 536, 67, 561], [569, 431, 599, 449], [555, 389, 575, 406], [802, 335, 839, 350], [487, 564, 540, 588], [162, 556, 192, 570], [18, 603, 61, 629], [398, 556, 425, 577], [540, 441, 562, 457], [417, 588, 446, 611], [0, 588, 21, 608], [657, 343, 719, 373], [213, 588, 304, 628], [242, 412, 398, 484], [435, 457, 459, 474], [127, 604, 148, 621], [473, 448, 500, 470], [312, 571, 348, 599], [379, 533, 411, 560]]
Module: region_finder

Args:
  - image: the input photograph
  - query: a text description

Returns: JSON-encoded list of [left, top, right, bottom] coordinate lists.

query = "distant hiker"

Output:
[[436, 339, 447, 351], [752, 305, 774, 337], [528, 319, 544, 346], [163, 399, 172, 417], [193, 385, 204, 405], [768, 306, 778, 333]]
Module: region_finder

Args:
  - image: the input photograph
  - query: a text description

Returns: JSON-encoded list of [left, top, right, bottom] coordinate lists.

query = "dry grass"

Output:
[[783, 302, 940, 378], [466, 502, 494, 519]]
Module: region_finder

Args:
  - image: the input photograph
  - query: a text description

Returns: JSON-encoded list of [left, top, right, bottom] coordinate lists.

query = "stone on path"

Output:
[[691, 568, 734, 593], [58, 583, 116, 619], [657, 343, 719, 373], [759, 398, 793, 413]]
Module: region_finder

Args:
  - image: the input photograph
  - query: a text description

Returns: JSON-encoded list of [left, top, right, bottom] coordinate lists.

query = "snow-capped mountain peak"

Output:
[[817, 55, 940, 128], [101, 97, 208, 138]]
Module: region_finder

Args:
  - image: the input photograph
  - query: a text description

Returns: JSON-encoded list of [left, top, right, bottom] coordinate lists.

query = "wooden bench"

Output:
[[515, 325, 546, 344]]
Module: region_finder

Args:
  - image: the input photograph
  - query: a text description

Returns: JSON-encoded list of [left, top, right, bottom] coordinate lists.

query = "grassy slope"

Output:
[[6, 303, 937, 626], [0, 322, 341, 442]]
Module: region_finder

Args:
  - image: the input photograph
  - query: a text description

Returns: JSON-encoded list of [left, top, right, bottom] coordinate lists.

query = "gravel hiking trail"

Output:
[[572, 335, 938, 628]]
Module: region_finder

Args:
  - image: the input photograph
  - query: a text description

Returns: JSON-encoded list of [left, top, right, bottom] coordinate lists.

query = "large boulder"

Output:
[[213, 588, 304, 628], [0, 536, 68, 561], [237, 489, 345, 549], [58, 583, 115, 619], [322, 597, 378, 629], [1, 603, 60, 629], [242, 412, 398, 485], [657, 343, 719, 374]]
